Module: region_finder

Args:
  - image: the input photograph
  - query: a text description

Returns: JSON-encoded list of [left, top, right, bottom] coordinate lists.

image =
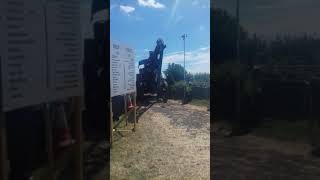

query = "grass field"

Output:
[[189, 98, 210, 107], [110, 100, 210, 179]]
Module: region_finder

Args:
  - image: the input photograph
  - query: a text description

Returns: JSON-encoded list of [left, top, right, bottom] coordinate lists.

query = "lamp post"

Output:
[[182, 34, 187, 104]]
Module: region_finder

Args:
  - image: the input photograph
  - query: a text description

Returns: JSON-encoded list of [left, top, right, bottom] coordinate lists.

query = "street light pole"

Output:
[[182, 34, 187, 103]]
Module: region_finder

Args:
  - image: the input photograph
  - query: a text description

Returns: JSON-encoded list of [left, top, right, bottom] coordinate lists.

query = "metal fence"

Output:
[[191, 86, 210, 99]]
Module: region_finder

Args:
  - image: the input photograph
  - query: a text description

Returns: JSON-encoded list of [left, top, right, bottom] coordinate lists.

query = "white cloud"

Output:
[[162, 46, 210, 73], [137, 0, 165, 8], [120, 5, 135, 15], [199, 46, 209, 51]]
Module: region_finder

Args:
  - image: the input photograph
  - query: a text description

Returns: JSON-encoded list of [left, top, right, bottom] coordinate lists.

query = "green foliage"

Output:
[[266, 34, 320, 65], [191, 73, 210, 88], [213, 62, 245, 81], [212, 8, 320, 66], [186, 72, 193, 82], [213, 62, 259, 98], [171, 81, 192, 93], [212, 8, 249, 64], [213, 7, 320, 122], [163, 63, 187, 86], [163, 63, 210, 99], [168, 81, 192, 99]]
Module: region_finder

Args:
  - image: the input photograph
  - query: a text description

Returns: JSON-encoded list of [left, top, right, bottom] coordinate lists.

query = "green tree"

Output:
[[192, 73, 210, 88], [212, 8, 249, 65], [163, 63, 187, 86]]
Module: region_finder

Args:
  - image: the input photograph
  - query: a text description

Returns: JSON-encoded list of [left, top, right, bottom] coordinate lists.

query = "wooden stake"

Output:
[[0, 112, 8, 180], [309, 85, 315, 146], [44, 103, 54, 180], [124, 95, 128, 126], [133, 92, 137, 131], [110, 97, 113, 147], [71, 96, 83, 180]]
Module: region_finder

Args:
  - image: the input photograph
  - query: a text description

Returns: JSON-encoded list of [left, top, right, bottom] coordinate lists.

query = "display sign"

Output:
[[0, 0, 47, 111], [46, 0, 83, 101], [110, 40, 136, 97], [0, 0, 83, 111]]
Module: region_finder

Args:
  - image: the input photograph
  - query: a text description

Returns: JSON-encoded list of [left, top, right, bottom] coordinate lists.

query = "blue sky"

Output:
[[110, 0, 210, 74]]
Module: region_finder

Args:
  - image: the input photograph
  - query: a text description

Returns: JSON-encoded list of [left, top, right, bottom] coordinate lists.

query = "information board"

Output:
[[110, 40, 136, 97], [0, 0, 83, 111], [0, 0, 47, 111], [46, 0, 83, 101]]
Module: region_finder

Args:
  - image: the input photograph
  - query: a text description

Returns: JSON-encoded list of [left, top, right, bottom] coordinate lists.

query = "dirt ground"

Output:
[[212, 122, 320, 180], [84, 98, 320, 180], [105, 100, 210, 180]]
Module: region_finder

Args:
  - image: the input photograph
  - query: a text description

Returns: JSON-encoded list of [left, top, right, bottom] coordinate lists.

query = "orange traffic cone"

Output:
[[57, 128, 75, 148], [127, 95, 134, 110], [55, 103, 75, 148]]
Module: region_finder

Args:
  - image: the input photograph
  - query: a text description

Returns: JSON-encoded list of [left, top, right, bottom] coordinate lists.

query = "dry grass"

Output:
[[107, 100, 210, 180], [212, 121, 320, 180]]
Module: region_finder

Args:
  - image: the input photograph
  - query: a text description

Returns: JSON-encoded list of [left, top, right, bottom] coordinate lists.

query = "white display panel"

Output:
[[0, 0, 83, 111], [46, 0, 83, 101], [110, 40, 136, 97], [0, 0, 47, 111]]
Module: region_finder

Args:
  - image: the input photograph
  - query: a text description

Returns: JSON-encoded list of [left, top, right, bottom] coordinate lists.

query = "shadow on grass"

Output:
[[112, 95, 158, 143], [83, 142, 110, 180]]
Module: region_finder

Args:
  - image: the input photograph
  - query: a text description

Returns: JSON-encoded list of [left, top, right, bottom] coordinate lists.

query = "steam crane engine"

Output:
[[136, 39, 167, 101]]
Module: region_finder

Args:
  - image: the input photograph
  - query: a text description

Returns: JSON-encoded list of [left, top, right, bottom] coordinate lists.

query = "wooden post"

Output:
[[0, 112, 8, 180], [71, 96, 83, 180], [124, 95, 128, 126], [110, 97, 113, 146], [44, 103, 54, 180], [309, 84, 315, 146], [305, 80, 315, 146], [133, 92, 137, 131]]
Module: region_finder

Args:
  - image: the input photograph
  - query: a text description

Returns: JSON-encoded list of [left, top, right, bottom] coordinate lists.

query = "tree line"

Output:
[[213, 8, 320, 66], [164, 63, 210, 88], [212, 8, 320, 124]]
